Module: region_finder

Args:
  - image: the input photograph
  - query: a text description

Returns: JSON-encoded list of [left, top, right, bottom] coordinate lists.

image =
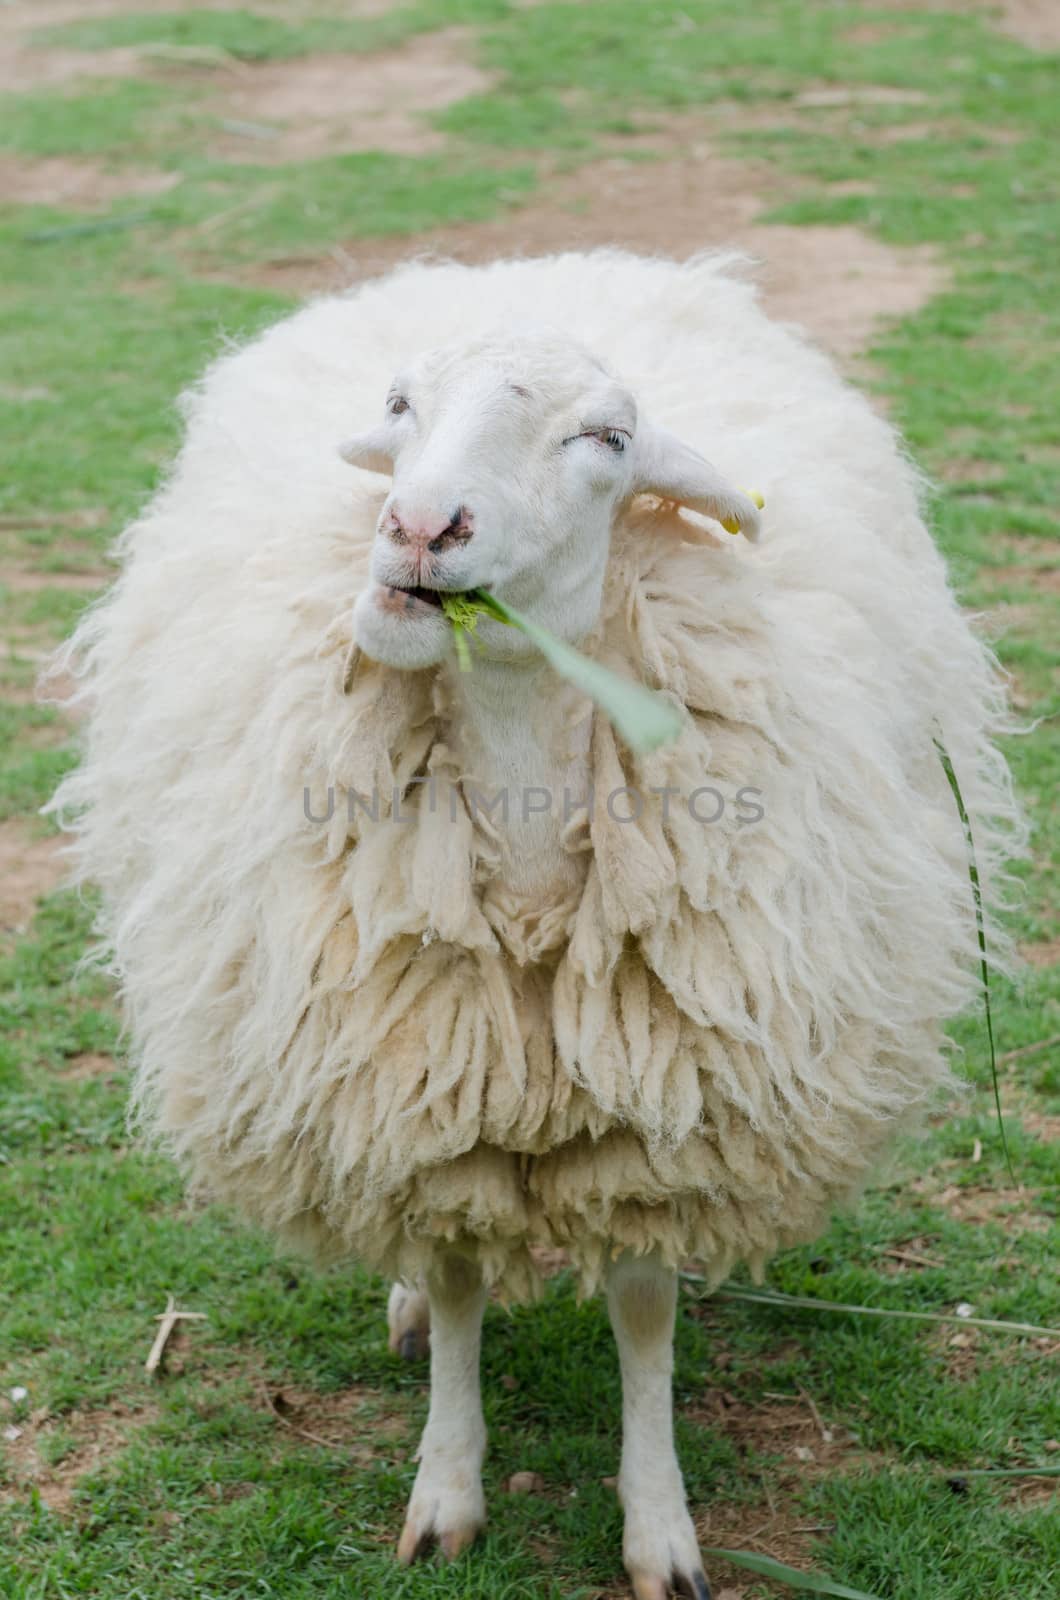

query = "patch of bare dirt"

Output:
[[0, 637, 52, 670], [874, 1235, 946, 1274], [871, 119, 942, 143], [0, 509, 110, 533], [1006, 1474, 1060, 1509], [0, 42, 150, 95], [987, 564, 1060, 596], [0, 153, 179, 210], [938, 456, 1007, 484], [0, 0, 153, 93], [842, 22, 898, 46], [226, 142, 945, 364], [935, 1320, 984, 1379], [0, 655, 76, 720], [695, 1502, 834, 1596], [16, 719, 72, 755], [60, 1052, 121, 1082], [0, 1399, 157, 1512], [0, 383, 55, 403], [1020, 936, 1060, 969], [983, 600, 1043, 639], [0, 0, 385, 31], [1, 564, 110, 593], [0, 0, 213, 21], [140, 1335, 412, 1461], [689, 1390, 882, 1480], [260, 1381, 410, 1461], [871, 120, 1031, 148], [848, 0, 1058, 51], [992, 0, 1060, 50], [207, 31, 494, 162], [993, 528, 1059, 557], [1001, 1083, 1060, 1143], [1019, 1106, 1060, 1142], [676, 1392, 884, 1597], [911, 1178, 1052, 1233], [794, 83, 927, 108], [0, 820, 67, 938], [935, 1322, 1059, 1380], [0, 2, 413, 94]]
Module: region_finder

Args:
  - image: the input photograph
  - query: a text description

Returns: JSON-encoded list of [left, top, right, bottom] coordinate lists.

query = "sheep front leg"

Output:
[[397, 1253, 487, 1564], [607, 1254, 710, 1600]]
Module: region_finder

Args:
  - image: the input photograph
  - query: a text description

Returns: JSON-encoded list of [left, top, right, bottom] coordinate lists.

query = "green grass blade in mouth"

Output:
[[444, 588, 683, 754], [440, 592, 483, 672]]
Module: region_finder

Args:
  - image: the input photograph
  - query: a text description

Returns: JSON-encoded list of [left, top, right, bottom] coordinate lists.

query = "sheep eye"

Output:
[[387, 395, 410, 416], [589, 428, 628, 454]]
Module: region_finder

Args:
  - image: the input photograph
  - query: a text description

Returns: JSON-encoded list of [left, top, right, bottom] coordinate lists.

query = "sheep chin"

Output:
[[351, 585, 451, 671]]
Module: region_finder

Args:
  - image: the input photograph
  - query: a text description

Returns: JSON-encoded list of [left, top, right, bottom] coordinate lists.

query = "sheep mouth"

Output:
[[385, 584, 463, 612]]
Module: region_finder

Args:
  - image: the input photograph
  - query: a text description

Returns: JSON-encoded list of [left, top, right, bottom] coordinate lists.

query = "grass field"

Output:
[[1, 4, 1057, 1597]]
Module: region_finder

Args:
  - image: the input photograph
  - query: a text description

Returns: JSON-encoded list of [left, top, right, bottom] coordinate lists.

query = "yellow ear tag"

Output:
[[721, 488, 765, 536]]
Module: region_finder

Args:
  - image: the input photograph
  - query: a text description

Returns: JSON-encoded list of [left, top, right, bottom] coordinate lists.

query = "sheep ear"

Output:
[[632, 421, 762, 542], [339, 428, 394, 476]]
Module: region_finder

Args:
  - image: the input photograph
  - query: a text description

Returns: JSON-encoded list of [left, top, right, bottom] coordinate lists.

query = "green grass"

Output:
[[0, 78, 190, 160], [1, 2, 1057, 1597]]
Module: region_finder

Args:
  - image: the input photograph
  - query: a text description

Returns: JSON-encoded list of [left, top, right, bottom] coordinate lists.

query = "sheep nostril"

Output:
[[428, 508, 473, 553]]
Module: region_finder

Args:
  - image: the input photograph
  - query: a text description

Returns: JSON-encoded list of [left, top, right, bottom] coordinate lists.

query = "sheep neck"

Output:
[[445, 655, 588, 902]]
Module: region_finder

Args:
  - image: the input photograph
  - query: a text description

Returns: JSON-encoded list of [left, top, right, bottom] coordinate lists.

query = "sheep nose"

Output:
[[386, 503, 473, 553]]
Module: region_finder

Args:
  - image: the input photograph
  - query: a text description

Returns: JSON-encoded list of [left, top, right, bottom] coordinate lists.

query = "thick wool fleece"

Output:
[[52, 252, 1023, 1298]]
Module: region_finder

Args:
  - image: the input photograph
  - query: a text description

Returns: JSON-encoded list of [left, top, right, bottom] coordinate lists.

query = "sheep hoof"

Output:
[[439, 1524, 480, 1561], [674, 1571, 712, 1600], [396, 1424, 487, 1569], [397, 1327, 425, 1361], [629, 1570, 711, 1600], [387, 1281, 430, 1361], [396, 1510, 483, 1566], [630, 1572, 670, 1600], [396, 1519, 429, 1566], [623, 1488, 710, 1600]]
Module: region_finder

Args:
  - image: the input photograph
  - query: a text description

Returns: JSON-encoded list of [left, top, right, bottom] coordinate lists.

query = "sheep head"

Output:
[[342, 334, 760, 671]]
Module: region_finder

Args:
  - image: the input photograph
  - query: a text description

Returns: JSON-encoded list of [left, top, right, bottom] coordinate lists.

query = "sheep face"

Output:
[[343, 335, 760, 671]]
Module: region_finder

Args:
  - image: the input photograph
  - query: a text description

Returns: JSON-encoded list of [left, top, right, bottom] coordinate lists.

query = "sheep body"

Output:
[[54, 251, 1021, 1297]]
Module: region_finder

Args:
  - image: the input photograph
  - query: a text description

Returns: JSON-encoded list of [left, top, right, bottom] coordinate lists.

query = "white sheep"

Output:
[[52, 251, 1021, 1599]]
